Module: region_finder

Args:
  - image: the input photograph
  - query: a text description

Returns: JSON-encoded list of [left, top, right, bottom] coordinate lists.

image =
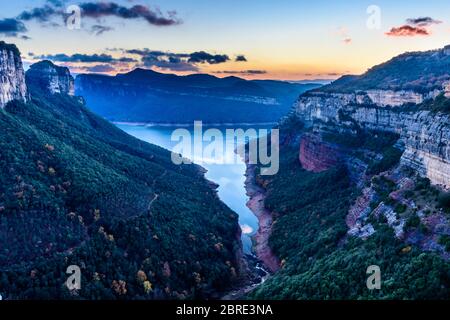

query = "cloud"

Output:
[[91, 25, 114, 36], [386, 17, 441, 37], [406, 17, 442, 27], [188, 51, 230, 64], [83, 64, 116, 73], [38, 53, 137, 63], [13, 1, 180, 37], [214, 70, 267, 75], [335, 26, 352, 45], [125, 49, 232, 72], [0, 18, 28, 36], [17, 4, 59, 22], [79, 2, 181, 26], [143, 59, 199, 72], [386, 25, 429, 37], [342, 38, 352, 44], [235, 55, 247, 62]]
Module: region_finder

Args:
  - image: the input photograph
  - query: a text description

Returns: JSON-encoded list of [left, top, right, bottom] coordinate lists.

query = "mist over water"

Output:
[[117, 124, 271, 253]]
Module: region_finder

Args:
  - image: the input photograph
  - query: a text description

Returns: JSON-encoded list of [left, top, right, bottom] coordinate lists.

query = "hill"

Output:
[[0, 44, 241, 300], [75, 69, 321, 124]]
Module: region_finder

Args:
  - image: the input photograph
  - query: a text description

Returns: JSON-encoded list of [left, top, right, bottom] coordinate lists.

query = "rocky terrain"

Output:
[[0, 41, 27, 108], [26, 60, 75, 95], [291, 45, 450, 258]]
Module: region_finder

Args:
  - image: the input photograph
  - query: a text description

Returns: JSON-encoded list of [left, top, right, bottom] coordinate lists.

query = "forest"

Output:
[[0, 84, 241, 299], [248, 119, 450, 300]]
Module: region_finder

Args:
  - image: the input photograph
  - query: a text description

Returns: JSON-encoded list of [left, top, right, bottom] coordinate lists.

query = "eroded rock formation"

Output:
[[26, 60, 74, 95], [0, 42, 27, 108]]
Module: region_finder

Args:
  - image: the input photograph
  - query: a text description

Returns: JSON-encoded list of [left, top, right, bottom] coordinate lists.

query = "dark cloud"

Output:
[[235, 55, 247, 62], [46, 0, 67, 8], [91, 25, 114, 36], [143, 58, 199, 72], [38, 53, 137, 63], [13, 1, 180, 36], [188, 51, 230, 64], [406, 17, 442, 27], [386, 25, 429, 37], [79, 2, 181, 26], [0, 18, 28, 36], [83, 64, 116, 73], [125, 49, 232, 72], [386, 17, 441, 37], [214, 70, 267, 75], [17, 4, 59, 22]]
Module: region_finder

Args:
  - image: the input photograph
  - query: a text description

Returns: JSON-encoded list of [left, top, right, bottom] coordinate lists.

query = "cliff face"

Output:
[[299, 133, 342, 172], [74, 70, 320, 124], [294, 93, 450, 188], [0, 42, 27, 108], [26, 60, 74, 95]]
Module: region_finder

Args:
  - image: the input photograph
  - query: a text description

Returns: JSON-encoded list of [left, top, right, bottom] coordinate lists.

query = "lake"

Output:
[[117, 123, 272, 253]]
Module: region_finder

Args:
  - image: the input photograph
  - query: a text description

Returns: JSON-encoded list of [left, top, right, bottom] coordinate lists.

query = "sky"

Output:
[[1, 0, 450, 80]]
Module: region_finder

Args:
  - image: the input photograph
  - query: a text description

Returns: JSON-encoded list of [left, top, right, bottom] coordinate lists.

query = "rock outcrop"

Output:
[[294, 93, 450, 189], [299, 133, 342, 172], [26, 60, 74, 95], [0, 42, 27, 108]]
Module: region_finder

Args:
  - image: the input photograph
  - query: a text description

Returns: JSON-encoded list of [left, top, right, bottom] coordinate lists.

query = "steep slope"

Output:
[[0, 41, 27, 108], [0, 45, 241, 300], [75, 69, 320, 124], [26, 60, 75, 95], [247, 47, 450, 300]]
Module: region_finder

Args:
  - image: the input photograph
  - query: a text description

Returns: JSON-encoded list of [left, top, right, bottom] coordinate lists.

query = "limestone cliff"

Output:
[[299, 133, 342, 173], [294, 93, 450, 189], [26, 60, 74, 95], [0, 42, 27, 108]]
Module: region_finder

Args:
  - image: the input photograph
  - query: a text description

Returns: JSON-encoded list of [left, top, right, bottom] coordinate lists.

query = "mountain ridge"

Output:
[[75, 68, 321, 124], [0, 43, 242, 300]]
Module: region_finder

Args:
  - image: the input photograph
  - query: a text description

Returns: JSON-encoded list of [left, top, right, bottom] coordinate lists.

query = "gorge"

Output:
[[1, 39, 450, 300]]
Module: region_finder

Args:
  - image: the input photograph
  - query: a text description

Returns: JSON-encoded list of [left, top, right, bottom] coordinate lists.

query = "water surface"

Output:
[[117, 124, 271, 253]]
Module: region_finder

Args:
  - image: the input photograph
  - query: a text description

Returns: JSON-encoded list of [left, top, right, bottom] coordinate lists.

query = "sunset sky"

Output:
[[1, 0, 450, 80]]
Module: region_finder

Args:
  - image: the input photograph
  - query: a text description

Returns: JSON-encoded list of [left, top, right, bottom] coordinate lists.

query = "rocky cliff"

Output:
[[293, 46, 450, 189], [294, 93, 450, 189], [0, 42, 27, 108], [26, 60, 74, 95], [299, 133, 342, 172]]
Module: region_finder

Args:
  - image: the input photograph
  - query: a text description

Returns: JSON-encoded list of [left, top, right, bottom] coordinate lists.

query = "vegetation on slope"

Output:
[[318, 46, 450, 93], [0, 86, 241, 299], [248, 120, 450, 300]]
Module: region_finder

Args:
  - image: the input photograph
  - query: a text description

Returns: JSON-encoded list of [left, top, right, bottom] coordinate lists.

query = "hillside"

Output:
[[319, 45, 450, 94], [75, 69, 320, 124], [0, 44, 241, 300], [246, 46, 450, 300]]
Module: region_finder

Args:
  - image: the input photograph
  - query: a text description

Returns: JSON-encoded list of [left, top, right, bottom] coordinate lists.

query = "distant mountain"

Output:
[[75, 69, 321, 124], [0, 44, 241, 299], [319, 45, 450, 94]]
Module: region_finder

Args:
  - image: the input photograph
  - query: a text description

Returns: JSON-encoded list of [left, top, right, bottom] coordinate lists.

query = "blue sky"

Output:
[[1, 0, 450, 79]]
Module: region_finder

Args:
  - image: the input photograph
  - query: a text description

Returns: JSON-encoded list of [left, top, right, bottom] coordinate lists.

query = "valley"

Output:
[[1, 39, 450, 300]]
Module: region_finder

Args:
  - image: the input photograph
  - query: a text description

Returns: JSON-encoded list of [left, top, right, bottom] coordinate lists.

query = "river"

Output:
[[116, 123, 271, 254]]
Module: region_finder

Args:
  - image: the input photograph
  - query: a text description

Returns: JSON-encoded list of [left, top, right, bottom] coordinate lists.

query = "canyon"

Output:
[[294, 85, 450, 190]]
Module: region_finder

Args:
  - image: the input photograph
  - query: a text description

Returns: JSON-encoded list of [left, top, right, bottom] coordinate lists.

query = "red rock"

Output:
[[299, 133, 342, 172]]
